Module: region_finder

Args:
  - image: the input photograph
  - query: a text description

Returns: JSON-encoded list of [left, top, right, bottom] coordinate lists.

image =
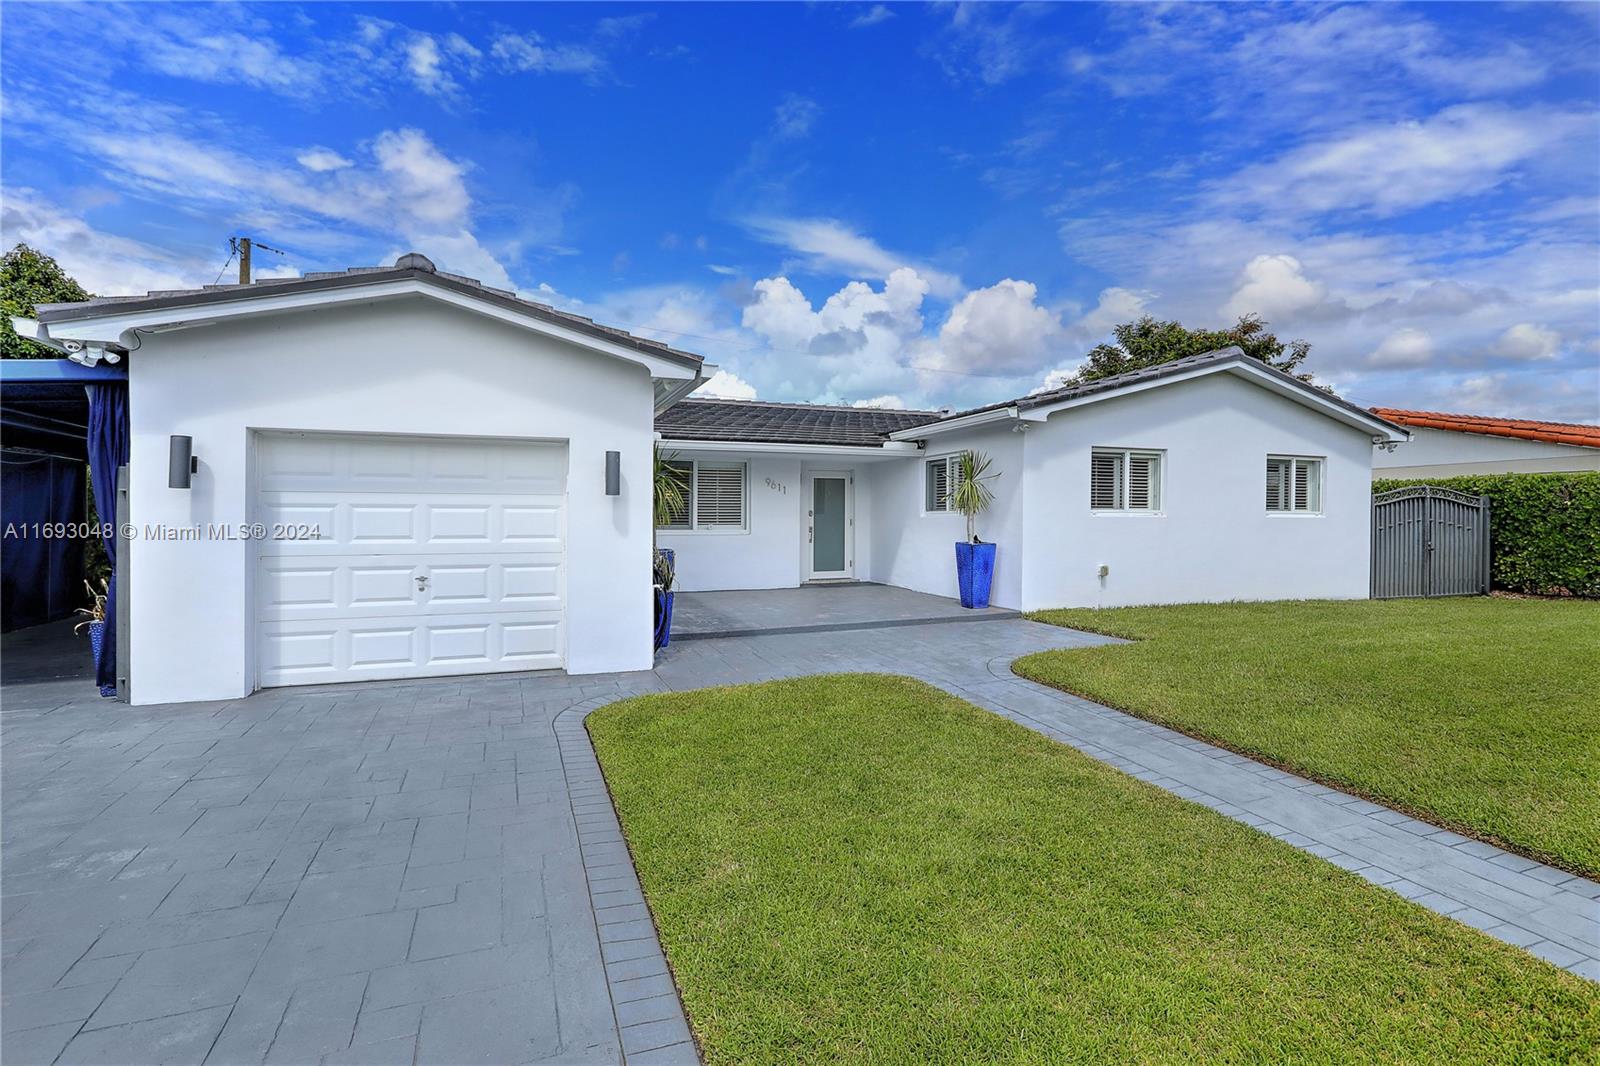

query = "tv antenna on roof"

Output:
[[228, 236, 286, 285]]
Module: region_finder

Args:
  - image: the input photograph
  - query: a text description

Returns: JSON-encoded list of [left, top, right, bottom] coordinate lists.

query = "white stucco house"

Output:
[[1369, 408, 1600, 479], [14, 254, 1408, 705]]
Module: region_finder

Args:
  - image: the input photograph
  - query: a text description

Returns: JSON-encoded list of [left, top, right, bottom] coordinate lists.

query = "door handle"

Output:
[[415, 575, 429, 591], [808, 526, 813, 543]]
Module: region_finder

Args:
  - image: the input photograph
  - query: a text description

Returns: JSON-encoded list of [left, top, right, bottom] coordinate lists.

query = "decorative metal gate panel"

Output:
[[1371, 486, 1490, 599]]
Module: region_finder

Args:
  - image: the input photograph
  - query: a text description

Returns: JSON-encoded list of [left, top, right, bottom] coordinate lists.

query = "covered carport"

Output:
[[0, 358, 128, 695]]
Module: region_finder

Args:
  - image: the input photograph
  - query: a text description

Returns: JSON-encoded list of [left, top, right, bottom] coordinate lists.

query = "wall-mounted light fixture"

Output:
[[169, 435, 198, 489], [604, 450, 621, 496]]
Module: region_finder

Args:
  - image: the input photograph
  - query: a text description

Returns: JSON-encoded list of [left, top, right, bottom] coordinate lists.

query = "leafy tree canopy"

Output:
[[1073, 313, 1318, 388], [2, 244, 90, 359]]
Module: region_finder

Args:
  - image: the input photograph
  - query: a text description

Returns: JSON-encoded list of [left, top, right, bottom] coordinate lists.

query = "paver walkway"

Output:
[[4, 617, 1596, 1065]]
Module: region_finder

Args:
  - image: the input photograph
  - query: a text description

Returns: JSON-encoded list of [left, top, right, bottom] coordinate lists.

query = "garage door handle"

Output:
[[415, 575, 429, 590]]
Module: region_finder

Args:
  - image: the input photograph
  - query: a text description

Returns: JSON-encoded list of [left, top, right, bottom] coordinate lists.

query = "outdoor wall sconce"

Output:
[[604, 450, 621, 496], [169, 435, 198, 489]]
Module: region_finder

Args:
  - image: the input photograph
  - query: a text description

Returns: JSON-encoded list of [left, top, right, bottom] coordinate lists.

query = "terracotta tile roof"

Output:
[[1371, 408, 1600, 449]]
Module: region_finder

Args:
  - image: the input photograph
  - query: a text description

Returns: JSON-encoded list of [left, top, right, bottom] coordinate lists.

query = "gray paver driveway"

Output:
[[5, 606, 1595, 1064], [1, 650, 700, 1066]]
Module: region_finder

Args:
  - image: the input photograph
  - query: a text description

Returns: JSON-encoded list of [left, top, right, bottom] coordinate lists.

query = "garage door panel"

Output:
[[258, 618, 561, 686], [260, 435, 566, 495], [258, 554, 561, 620], [348, 566, 415, 606], [426, 505, 492, 543], [258, 496, 564, 556], [256, 433, 566, 688]]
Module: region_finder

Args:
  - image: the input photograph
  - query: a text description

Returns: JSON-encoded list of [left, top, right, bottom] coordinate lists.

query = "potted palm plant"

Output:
[[949, 449, 998, 609], [653, 449, 688, 649], [73, 579, 112, 694]]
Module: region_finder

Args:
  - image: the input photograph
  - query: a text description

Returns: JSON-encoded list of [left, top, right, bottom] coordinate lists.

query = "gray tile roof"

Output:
[[659, 348, 1406, 447], [656, 399, 944, 445], [32, 253, 704, 371]]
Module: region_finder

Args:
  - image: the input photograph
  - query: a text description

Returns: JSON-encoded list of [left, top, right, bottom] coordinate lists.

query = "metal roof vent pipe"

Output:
[[395, 252, 437, 273]]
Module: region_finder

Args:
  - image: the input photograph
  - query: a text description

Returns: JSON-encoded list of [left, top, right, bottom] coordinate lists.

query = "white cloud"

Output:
[[1222, 254, 1329, 321], [1368, 328, 1435, 368], [849, 5, 894, 29], [371, 128, 471, 228], [1, 188, 201, 295], [932, 2, 1052, 86], [933, 279, 1062, 374], [1067, 287, 1152, 340], [744, 268, 930, 354], [489, 32, 604, 75], [744, 217, 962, 297], [852, 394, 907, 409], [297, 147, 353, 172], [1214, 104, 1589, 218], [696, 369, 758, 400], [772, 94, 821, 140], [1493, 323, 1561, 361]]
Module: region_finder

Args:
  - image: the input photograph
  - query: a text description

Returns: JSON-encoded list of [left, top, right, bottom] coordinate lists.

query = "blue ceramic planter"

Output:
[[653, 548, 676, 650], [955, 541, 996, 609], [654, 589, 675, 650], [86, 620, 114, 697]]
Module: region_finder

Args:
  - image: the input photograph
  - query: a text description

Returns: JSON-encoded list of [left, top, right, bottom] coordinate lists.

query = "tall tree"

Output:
[[1, 244, 90, 358], [1073, 314, 1317, 387]]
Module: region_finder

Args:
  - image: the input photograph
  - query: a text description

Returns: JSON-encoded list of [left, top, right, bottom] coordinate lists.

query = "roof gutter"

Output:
[[886, 405, 1021, 441], [654, 365, 716, 415], [8, 317, 125, 366], [655, 438, 921, 459]]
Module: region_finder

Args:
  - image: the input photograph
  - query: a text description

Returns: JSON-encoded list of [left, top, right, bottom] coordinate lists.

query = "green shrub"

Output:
[[1373, 473, 1600, 598]]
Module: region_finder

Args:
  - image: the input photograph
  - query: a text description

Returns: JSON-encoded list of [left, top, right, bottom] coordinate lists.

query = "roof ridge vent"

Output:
[[394, 252, 436, 273]]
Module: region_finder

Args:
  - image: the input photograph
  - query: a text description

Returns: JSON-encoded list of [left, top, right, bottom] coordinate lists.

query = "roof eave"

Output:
[[655, 437, 920, 458], [886, 405, 1020, 441], [36, 269, 703, 380]]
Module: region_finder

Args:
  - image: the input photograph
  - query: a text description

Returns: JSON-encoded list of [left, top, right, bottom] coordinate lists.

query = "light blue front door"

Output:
[[810, 474, 851, 578]]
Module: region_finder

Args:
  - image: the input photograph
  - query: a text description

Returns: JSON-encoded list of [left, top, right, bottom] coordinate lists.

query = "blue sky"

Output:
[[3, 2, 1597, 420]]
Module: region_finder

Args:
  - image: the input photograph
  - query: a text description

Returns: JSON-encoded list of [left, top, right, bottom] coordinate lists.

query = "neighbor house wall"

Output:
[[1372, 426, 1600, 479], [127, 295, 657, 705], [863, 423, 1026, 609], [1020, 372, 1374, 610]]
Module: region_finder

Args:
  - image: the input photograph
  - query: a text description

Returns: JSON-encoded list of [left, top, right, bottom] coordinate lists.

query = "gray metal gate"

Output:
[[1371, 486, 1490, 599]]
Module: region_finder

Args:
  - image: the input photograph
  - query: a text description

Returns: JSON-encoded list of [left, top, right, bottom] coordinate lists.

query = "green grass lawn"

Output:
[[1017, 598, 1600, 877], [589, 675, 1598, 1064]]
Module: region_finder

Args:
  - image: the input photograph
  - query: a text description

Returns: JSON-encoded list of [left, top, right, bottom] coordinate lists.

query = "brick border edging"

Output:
[[553, 697, 701, 1064]]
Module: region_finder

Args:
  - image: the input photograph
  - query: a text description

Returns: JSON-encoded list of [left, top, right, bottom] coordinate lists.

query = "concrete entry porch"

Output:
[[670, 583, 1017, 640]]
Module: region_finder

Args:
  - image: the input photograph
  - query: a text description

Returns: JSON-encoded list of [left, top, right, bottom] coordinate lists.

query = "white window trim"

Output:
[[921, 453, 965, 516], [1265, 454, 1325, 516], [657, 459, 750, 534], [1089, 447, 1166, 516]]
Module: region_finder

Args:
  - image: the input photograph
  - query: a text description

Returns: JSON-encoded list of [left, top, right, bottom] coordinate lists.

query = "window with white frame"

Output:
[[658, 460, 747, 531], [1090, 448, 1163, 512], [924, 455, 964, 512], [1266, 455, 1323, 513]]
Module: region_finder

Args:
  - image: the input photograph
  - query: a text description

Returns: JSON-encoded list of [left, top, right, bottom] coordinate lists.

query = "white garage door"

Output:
[[255, 433, 566, 688]]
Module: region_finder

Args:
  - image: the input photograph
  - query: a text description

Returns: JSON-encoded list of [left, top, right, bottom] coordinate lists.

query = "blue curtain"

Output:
[[0, 452, 85, 631], [85, 383, 129, 695]]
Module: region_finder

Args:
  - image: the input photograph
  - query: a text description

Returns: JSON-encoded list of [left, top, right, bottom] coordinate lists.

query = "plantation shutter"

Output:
[[1090, 451, 1123, 510], [694, 463, 746, 528], [1266, 457, 1322, 513], [926, 458, 950, 511], [1266, 457, 1291, 511], [1128, 452, 1160, 511]]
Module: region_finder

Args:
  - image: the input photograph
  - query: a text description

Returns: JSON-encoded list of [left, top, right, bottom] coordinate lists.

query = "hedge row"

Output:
[[1372, 472, 1600, 598]]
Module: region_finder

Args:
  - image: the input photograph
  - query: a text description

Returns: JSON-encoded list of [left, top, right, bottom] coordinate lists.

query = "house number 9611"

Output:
[[764, 477, 787, 494]]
